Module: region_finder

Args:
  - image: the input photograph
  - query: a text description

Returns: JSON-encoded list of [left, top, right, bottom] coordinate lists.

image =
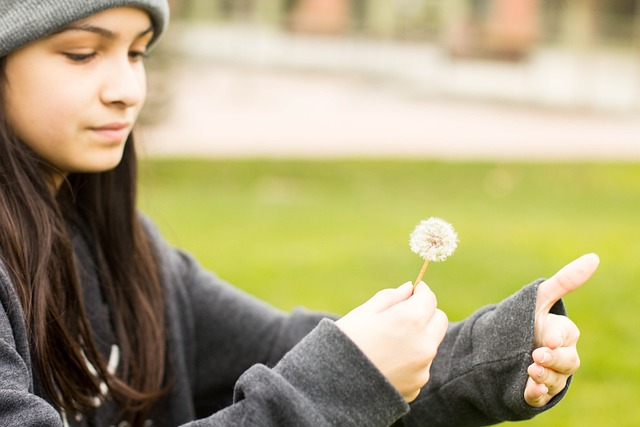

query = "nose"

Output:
[[100, 54, 146, 108]]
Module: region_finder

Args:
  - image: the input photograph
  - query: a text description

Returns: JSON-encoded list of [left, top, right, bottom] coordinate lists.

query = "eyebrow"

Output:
[[56, 24, 154, 40]]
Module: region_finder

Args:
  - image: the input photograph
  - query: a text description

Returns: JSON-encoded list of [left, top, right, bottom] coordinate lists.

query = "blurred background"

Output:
[[136, 1, 640, 426], [139, 0, 640, 158]]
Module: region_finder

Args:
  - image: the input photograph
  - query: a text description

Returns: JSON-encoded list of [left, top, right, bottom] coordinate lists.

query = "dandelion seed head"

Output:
[[409, 217, 458, 262]]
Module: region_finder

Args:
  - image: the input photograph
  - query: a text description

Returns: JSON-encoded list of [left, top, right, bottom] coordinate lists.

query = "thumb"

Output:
[[536, 253, 599, 313], [362, 282, 414, 313]]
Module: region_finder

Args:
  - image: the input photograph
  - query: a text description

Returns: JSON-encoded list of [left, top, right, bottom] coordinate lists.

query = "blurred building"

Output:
[[173, 0, 640, 57], [144, 0, 640, 114], [138, 0, 640, 157]]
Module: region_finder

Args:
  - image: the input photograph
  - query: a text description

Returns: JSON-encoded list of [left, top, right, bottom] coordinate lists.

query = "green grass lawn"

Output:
[[139, 158, 640, 426]]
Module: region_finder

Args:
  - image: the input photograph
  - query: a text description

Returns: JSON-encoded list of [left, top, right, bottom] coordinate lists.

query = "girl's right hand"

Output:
[[335, 281, 448, 402]]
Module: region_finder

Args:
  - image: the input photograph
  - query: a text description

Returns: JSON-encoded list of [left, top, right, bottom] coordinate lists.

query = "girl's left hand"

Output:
[[524, 253, 599, 407]]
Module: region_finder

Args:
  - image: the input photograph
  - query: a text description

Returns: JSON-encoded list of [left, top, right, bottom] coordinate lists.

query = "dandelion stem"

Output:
[[413, 259, 430, 288]]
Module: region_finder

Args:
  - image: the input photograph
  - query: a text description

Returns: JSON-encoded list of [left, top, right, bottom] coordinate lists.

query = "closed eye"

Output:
[[64, 52, 96, 62], [129, 50, 149, 62]]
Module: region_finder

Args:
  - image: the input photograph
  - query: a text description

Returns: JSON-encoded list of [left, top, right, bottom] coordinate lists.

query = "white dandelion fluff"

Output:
[[410, 217, 458, 262], [410, 217, 458, 286]]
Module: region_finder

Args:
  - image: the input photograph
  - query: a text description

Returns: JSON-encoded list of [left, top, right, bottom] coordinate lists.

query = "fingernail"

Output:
[[539, 351, 551, 364], [399, 281, 413, 290], [537, 365, 545, 378]]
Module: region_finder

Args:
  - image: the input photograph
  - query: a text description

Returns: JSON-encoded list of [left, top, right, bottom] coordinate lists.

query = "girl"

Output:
[[0, 1, 597, 426]]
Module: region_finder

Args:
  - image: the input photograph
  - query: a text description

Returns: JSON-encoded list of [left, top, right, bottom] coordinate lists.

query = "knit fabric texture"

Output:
[[0, 0, 169, 57]]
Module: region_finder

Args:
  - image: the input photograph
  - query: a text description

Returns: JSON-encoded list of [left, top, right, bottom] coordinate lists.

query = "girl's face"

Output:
[[3, 7, 153, 179]]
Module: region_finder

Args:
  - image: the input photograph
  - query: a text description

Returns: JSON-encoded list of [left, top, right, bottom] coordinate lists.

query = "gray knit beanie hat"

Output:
[[0, 0, 169, 57]]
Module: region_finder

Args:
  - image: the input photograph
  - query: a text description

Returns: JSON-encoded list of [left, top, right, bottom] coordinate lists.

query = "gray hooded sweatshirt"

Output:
[[0, 215, 568, 426]]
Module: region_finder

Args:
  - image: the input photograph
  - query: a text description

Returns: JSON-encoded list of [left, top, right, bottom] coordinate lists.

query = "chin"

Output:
[[97, 148, 127, 169], [77, 155, 126, 174]]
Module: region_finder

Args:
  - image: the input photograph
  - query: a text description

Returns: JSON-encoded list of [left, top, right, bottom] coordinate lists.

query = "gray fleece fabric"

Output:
[[0, 214, 569, 426]]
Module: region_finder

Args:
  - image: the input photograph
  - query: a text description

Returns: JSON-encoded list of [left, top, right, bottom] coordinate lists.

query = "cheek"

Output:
[[7, 89, 73, 145], [6, 69, 84, 132]]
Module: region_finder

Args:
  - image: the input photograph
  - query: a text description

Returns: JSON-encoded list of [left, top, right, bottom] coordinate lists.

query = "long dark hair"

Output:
[[0, 57, 167, 424]]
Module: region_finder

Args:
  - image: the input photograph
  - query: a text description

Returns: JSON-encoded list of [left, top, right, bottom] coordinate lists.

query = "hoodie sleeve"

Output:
[[142, 216, 409, 426], [143, 215, 570, 427], [198, 319, 409, 426], [397, 280, 570, 427]]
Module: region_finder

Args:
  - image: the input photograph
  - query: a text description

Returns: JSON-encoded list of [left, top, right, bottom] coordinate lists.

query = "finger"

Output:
[[403, 282, 438, 314], [424, 309, 449, 348], [541, 313, 581, 349], [533, 346, 581, 376], [527, 363, 569, 396], [524, 377, 550, 407], [386, 282, 438, 323], [363, 282, 413, 313], [537, 253, 599, 313]]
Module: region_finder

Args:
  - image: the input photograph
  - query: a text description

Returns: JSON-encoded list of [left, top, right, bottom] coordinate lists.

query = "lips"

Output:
[[90, 122, 132, 143]]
